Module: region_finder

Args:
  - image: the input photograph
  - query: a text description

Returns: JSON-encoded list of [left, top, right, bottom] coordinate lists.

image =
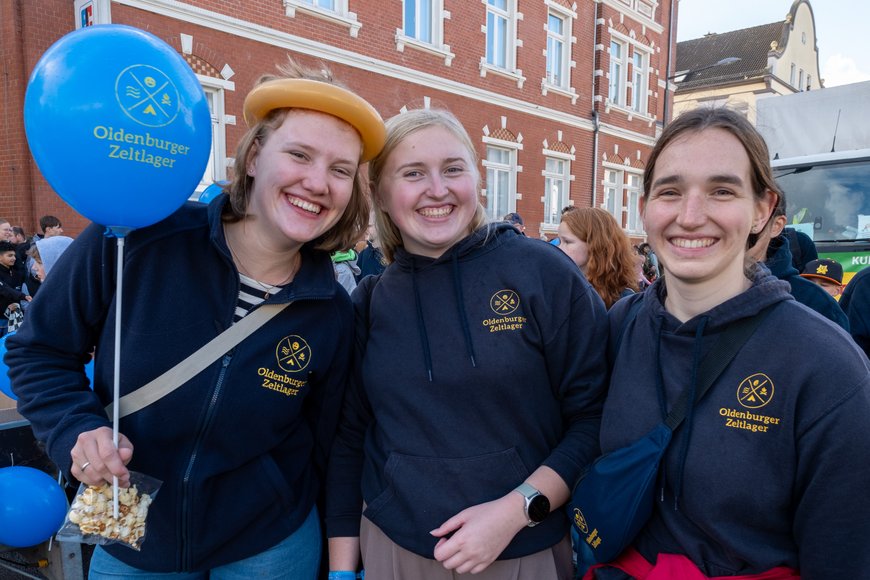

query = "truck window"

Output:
[[776, 158, 870, 242]]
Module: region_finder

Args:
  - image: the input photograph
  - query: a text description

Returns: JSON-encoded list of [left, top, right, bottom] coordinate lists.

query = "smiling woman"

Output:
[[326, 108, 610, 580], [6, 57, 385, 579], [588, 107, 870, 579]]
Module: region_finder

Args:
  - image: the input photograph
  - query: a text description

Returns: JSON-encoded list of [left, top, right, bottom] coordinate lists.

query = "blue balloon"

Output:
[[0, 466, 68, 547], [198, 181, 228, 204], [24, 24, 211, 233], [0, 334, 12, 401], [85, 358, 94, 387]]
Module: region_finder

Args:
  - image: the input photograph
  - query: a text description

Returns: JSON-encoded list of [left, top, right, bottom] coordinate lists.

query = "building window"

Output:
[[199, 85, 229, 191], [806, 75, 812, 90], [486, 0, 514, 69], [546, 11, 570, 88], [626, 173, 643, 232], [790, 63, 796, 86], [284, 0, 360, 35], [799, 69, 804, 91], [631, 50, 648, 113], [405, 0, 435, 43], [616, 0, 657, 19], [603, 168, 643, 231], [484, 145, 517, 220], [604, 169, 620, 218], [609, 40, 625, 106], [543, 156, 570, 225]]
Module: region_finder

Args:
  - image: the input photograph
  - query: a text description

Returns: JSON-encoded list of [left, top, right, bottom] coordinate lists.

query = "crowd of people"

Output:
[[5, 59, 870, 580]]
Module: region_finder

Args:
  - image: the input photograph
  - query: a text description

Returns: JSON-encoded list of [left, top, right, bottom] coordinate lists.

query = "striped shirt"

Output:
[[234, 273, 282, 322]]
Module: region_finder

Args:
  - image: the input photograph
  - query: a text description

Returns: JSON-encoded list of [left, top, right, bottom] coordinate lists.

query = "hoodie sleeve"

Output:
[[325, 274, 378, 538], [539, 276, 609, 488], [792, 372, 870, 578], [5, 224, 117, 479]]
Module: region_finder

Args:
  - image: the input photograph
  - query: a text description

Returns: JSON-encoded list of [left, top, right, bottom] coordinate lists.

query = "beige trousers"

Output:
[[359, 516, 574, 580]]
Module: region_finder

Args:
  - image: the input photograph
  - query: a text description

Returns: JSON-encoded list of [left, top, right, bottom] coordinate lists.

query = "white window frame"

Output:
[[74, 0, 111, 28], [602, 165, 644, 233], [396, 0, 454, 65], [541, 151, 573, 227], [608, 39, 627, 107], [283, 0, 361, 37], [631, 49, 649, 114], [196, 76, 235, 194], [612, 0, 658, 20], [480, 0, 525, 87], [607, 33, 653, 119], [541, 1, 577, 102], [482, 141, 520, 221], [799, 69, 805, 91], [790, 63, 796, 86]]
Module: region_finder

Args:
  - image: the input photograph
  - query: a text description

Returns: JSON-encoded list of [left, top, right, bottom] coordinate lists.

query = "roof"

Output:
[[675, 21, 786, 91]]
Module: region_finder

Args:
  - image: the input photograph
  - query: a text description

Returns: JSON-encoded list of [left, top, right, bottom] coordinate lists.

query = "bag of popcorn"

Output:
[[56, 471, 161, 550]]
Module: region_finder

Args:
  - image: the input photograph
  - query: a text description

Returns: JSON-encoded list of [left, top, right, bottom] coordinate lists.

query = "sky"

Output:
[[676, 0, 870, 87]]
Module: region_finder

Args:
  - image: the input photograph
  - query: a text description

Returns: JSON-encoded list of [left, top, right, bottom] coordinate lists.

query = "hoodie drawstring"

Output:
[[452, 253, 477, 368], [411, 261, 434, 382], [655, 316, 708, 510]]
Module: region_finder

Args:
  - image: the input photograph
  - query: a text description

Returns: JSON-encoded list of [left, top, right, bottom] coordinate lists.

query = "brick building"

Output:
[[1, 0, 676, 239]]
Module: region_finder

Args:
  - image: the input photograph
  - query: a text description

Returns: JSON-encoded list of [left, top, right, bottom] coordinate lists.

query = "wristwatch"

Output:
[[513, 482, 550, 527]]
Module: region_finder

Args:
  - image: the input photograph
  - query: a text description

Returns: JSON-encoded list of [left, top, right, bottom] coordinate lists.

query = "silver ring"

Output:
[[80, 461, 91, 471]]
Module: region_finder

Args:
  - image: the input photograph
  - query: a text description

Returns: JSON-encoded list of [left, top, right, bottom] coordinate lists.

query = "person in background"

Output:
[[558, 207, 638, 309], [799, 258, 844, 298], [327, 108, 608, 580], [837, 266, 870, 359], [26, 236, 74, 286], [637, 242, 660, 282], [503, 212, 526, 235], [0, 220, 14, 242], [354, 226, 386, 282], [783, 227, 817, 273], [0, 240, 30, 336], [592, 107, 870, 579], [332, 248, 360, 294], [747, 193, 848, 331], [6, 58, 385, 579], [37, 215, 64, 239]]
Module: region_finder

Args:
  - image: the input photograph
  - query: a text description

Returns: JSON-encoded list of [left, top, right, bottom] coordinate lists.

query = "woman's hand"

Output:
[[70, 426, 134, 487], [430, 492, 528, 574]]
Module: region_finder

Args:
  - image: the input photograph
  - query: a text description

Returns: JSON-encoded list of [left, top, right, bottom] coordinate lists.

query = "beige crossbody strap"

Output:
[[105, 302, 292, 419]]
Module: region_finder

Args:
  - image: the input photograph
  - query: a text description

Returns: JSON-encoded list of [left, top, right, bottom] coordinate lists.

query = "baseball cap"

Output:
[[800, 258, 843, 286]]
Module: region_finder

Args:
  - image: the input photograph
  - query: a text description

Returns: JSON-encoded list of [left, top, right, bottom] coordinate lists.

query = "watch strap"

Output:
[[514, 482, 540, 499]]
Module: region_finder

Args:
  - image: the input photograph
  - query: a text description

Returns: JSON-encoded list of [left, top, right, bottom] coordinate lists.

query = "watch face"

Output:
[[528, 494, 550, 523]]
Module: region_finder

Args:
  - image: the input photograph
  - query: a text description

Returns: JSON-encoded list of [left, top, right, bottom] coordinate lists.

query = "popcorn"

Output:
[[66, 482, 153, 549]]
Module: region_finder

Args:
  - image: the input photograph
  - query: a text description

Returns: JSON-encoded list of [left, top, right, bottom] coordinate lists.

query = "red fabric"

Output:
[[582, 548, 800, 580]]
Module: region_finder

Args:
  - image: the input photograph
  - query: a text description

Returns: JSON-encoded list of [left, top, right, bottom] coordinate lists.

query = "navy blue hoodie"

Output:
[[6, 196, 352, 572], [765, 233, 849, 331], [326, 224, 609, 559], [839, 265, 870, 359], [602, 270, 870, 578]]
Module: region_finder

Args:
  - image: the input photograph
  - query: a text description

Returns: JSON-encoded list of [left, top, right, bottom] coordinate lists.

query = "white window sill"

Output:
[[541, 80, 578, 104], [283, 2, 361, 37], [395, 31, 454, 66], [480, 61, 526, 89], [604, 100, 655, 123]]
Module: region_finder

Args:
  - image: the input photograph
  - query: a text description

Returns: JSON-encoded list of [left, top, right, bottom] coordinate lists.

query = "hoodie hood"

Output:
[[36, 236, 74, 278], [764, 234, 799, 279], [644, 266, 792, 335]]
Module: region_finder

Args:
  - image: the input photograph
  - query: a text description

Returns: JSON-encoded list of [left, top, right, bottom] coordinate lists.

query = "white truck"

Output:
[[756, 80, 870, 284]]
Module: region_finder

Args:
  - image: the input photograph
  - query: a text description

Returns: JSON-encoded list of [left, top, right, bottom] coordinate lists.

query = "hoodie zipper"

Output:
[[179, 352, 232, 570]]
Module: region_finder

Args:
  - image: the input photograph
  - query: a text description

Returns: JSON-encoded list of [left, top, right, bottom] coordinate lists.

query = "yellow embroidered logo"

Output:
[[816, 264, 829, 275], [737, 373, 774, 409], [276, 335, 311, 373], [490, 290, 520, 315], [573, 508, 589, 534]]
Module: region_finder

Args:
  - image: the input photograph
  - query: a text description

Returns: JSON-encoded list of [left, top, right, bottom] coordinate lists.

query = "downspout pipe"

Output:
[[662, 0, 677, 126], [590, 1, 600, 209]]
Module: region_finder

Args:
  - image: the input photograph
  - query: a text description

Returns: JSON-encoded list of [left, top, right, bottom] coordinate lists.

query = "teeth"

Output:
[[672, 238, 714, 248], [288, 196, 321, 214], [419, 206, 452, 217]]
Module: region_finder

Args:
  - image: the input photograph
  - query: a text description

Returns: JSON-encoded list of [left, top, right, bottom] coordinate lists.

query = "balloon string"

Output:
[[112, 236, 125, 519]]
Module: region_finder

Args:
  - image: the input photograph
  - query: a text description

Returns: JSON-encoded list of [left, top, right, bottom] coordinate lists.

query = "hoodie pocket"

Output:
[[363, 448, 529, 554]]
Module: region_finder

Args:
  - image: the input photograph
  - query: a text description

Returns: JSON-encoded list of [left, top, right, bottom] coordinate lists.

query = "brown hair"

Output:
[[222, 58, 371, 253], [560, 208, 639, 308], [368, 108, 487, 263], [643, 107, 781, 249]]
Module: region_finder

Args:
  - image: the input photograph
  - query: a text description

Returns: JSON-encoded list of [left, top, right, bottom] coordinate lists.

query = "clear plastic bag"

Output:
[[56, 470, 161, 551]]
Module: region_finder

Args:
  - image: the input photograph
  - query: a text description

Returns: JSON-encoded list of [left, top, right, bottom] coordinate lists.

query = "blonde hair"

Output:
[[223, 57, 371, 253], [560, 208, 638, 308], [368, 109, 487, 263]]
